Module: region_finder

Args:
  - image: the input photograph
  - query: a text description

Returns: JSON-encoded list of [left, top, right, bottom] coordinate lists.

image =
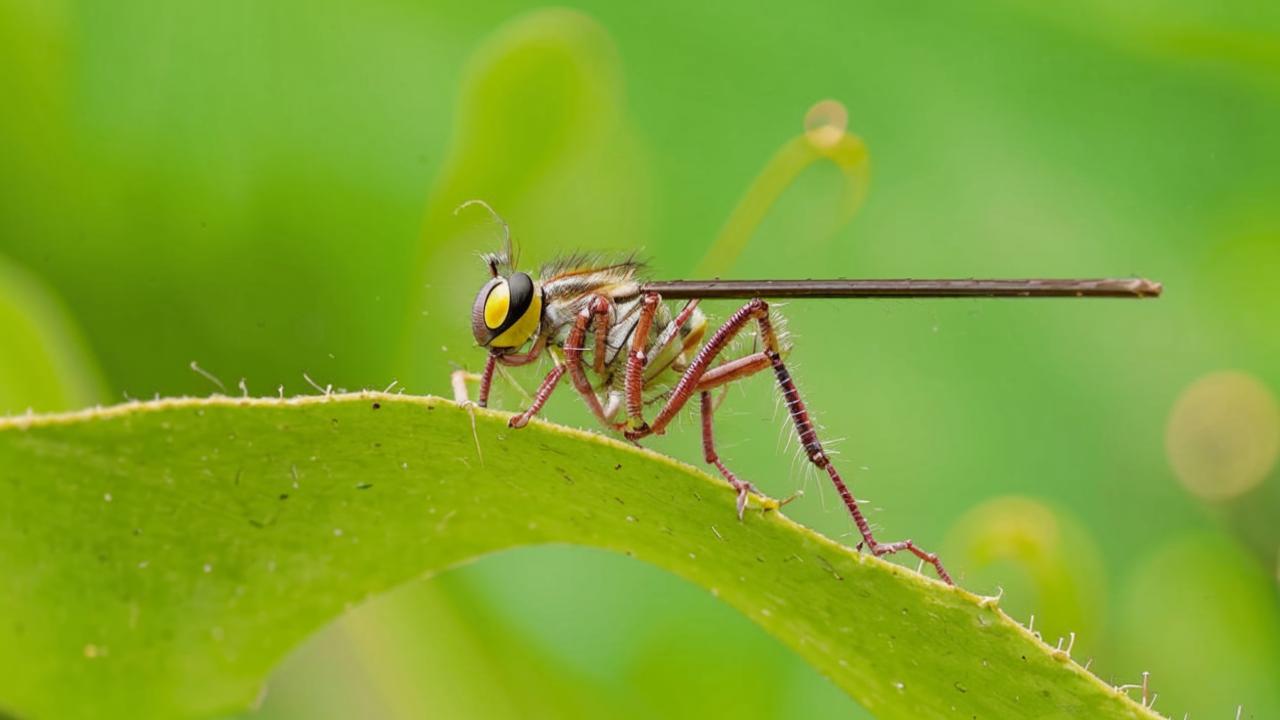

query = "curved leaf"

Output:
[[0, 395, 1162, 719], [0, 255, 106, 415]]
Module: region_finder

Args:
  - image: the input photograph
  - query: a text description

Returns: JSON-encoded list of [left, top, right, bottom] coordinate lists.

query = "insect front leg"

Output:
[[450, 353, 498, 407]]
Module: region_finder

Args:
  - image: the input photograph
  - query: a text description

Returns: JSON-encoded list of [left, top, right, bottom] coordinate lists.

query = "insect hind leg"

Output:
[[756, 301, 954, 585], [623, 297, 952, 583]]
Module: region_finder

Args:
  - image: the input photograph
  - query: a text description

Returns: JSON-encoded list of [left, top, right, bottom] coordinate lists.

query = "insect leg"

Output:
[[494, 335, 548, 368], [624, 293, 662, 429], [449, 353, 497, 407], [625, 295, 701, 431], [754, 302, 954, 584], [701, 391, 766, 520], [508, 363, 567, 428], [694, 352, 772, 393], [628, 299, 765, 439], [628, 298, 953, 583], [591, 301, 612, 376], [562, 296, 618, 430]]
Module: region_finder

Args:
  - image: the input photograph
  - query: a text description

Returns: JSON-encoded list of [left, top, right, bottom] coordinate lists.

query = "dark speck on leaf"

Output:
[[279, 493, 289, 500], [372, 402, 381, 410], [614, 463, 622, 470], [815, 555, 843, 581], [954, 682, 968, 693]]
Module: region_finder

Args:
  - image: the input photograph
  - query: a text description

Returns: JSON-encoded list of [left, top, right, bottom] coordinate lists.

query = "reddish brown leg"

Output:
[[495, 335, 548, 368], [562, 296, 617, 430], [629, 299, 954, 584], [508, 364, 567, 428], [624, 293, 662, 428], [450, 353, 498, 406], [694, 352, 771, 393], [628, 300, 765, 438], [477, 353, 497, 407], [701, 391, 763, 520], [624, 295, 700, 430]]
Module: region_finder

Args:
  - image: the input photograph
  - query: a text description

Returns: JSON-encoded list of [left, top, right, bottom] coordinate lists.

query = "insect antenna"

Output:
[[455, 199, 516, 275]]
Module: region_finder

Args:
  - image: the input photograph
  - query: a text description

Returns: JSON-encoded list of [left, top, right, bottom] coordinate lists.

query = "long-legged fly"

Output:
[[450, 200, 1161, 585]]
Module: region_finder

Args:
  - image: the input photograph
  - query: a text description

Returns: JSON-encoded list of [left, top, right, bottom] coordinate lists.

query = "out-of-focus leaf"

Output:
[[1117, 533, 1280, 719], [0, 255, 105, 414], [247, 573, 619, 720]]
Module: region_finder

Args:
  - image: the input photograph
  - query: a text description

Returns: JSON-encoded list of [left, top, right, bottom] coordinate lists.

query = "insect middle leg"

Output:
[[624, 294, 701, 431], [561, 296, 618, 429], [628, 298, 954, 584]]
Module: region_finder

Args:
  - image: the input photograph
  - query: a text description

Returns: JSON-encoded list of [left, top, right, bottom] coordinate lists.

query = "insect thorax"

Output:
[[540, 281, 707, 395]]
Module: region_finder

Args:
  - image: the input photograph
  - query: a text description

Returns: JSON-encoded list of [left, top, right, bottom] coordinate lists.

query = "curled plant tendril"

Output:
[[695, 99, 870, 278]]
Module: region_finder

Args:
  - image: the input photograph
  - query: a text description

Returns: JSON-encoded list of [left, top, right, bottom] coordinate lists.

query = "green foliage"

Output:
[[0, 255, 105, 415], [0, 395, 1162, 719]]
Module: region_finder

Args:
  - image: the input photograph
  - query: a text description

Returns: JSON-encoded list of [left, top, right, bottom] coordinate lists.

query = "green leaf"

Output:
[[0, 255, 106, 415], [0, 395, 1162, 719]]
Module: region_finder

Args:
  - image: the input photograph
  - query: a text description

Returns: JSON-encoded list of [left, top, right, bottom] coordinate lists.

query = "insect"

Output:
[[450, 200, 1161, 585]]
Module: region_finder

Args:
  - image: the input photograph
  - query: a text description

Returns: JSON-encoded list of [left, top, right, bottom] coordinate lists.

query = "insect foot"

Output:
[[869, 539, 954, 585], [622, 421, 651, 441], [729, 479, 760, 520]]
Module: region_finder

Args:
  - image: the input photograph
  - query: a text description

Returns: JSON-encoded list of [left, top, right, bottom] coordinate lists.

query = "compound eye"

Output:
[[507, 272, 534, 315], [483, 281, 510, 329], [472, 273, 540, 349]]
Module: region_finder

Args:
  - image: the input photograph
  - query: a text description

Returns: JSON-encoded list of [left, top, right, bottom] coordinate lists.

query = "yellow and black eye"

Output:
[[472, 272, 542, 349], [483, 281, 511, 330]]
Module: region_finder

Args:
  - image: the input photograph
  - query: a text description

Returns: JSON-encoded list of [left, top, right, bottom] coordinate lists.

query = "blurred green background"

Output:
[[2, 0, 1278, 717]]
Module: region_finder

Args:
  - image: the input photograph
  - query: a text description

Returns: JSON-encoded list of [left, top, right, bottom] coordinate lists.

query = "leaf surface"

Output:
[[0, 394, 1161, 719]]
